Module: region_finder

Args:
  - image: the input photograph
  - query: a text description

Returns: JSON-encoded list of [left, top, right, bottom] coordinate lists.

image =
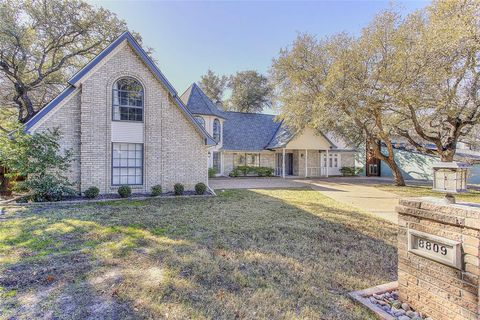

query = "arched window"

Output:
[[195, 116, 205, 128], [213, 118, 221, 142], [113, 77, 143, 121]]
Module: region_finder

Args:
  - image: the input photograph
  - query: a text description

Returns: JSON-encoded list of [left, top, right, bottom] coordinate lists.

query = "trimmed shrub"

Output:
[[174, 183, 184, 195], [118, 185, 132, 198], [229, 166, 274, 177], [229, 169, 239, 177], [256, 167, 274, 177], [340, 166, 363, 177], [151, 185, 162, 196], [84, 186, 100, 199], [208, 168, 217, 178], [195, 182, 207, 195]]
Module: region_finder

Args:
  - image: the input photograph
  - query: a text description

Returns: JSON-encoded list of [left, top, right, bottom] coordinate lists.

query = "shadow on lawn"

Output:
[[0, 188, 397, 319]]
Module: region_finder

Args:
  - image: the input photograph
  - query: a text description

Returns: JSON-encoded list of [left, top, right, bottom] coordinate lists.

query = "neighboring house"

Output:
[[24, 32, 214, 194], [180, 83, 357, 177], [362, 143, 480, 184]]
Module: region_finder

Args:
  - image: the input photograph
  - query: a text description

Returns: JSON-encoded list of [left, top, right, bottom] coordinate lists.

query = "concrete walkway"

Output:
[[303, 179, 400, 224], [210, 177, 401, 224]]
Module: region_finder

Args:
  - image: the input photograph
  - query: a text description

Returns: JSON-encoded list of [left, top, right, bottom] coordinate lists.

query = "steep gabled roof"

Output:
[[180, 83, 225, 119], [222, 111, 283, 151], [265, 123, 295, 149], [266, 125, 338, 149], [24, 31, 215, 145]]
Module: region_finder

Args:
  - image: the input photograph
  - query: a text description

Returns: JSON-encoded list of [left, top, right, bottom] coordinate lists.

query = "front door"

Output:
[[276, 153, 293, 176]]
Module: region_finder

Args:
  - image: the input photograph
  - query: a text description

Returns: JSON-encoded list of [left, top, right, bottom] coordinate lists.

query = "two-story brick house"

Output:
[[25, 31, 357, 195]]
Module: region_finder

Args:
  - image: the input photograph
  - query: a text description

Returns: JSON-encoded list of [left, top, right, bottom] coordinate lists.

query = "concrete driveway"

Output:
[[210, 176, 401, 224]]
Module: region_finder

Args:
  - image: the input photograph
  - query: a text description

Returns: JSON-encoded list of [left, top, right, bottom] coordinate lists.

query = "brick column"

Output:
[[397, 198, 480, 320]]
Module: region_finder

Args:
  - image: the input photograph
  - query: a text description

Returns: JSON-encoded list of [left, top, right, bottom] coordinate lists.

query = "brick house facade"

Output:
[[25, 31, 358, 194], [25, 32, 214, 194], [181, 83, 357, 178]]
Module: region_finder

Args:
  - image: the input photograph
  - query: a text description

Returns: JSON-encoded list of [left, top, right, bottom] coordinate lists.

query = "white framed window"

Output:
[[112, 77, 144, 122], [112, 143, 143, 185], [213, 118, 221, 142], [234, 153, 260, 167], [212, 152, 221, 172]]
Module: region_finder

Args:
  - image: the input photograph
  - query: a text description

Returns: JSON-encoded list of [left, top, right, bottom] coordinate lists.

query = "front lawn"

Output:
[[375, 184, 480, 203], [0, 188, 396, 319]]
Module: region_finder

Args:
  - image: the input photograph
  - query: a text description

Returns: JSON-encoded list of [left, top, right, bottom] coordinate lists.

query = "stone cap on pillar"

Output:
[[397, 197, 480, 230]]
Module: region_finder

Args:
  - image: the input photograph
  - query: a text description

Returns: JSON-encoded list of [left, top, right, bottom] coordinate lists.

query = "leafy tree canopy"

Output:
[[0, 0, 146, 126], [198, 69, 228, 105], [227, 70, 272, 113]]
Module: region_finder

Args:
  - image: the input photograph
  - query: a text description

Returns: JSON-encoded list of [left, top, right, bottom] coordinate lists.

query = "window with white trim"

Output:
[[112, 77, 143, 121], [112, 143, 143, 185], [213, 118, 221, 142], [212, 152, 221, 172]]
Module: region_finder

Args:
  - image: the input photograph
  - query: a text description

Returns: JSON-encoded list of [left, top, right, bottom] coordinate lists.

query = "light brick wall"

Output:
[[36, 41, 207, 194], [397, 198, 480, 320], [34, 91, 82, 191], [341, 152, 355, 167], [260, 152, 275, 169]]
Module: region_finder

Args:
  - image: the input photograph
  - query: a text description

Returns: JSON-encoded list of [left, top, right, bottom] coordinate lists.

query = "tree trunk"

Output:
[[14, 83, 35, 123], [369, 139, 406, 186], [440, 149, 455, 162], [384, 158, 405, 186], [0, 166, 12, 197]]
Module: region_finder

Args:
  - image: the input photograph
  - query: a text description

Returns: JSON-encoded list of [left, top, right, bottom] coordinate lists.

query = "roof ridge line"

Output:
[[224, 110, 276, 116]]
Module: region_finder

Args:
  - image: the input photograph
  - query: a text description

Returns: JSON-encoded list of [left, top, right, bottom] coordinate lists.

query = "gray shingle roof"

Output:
[[180, 83, 225, 119], [265, 124, 294, 149], [222, 111, 286, 151]]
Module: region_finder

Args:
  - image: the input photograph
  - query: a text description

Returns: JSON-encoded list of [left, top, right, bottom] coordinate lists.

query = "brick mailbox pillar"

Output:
[[397, 198, 480, 320]]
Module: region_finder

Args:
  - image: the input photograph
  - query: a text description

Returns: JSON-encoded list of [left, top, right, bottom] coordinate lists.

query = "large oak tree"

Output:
[[0, 0, 145, 126]]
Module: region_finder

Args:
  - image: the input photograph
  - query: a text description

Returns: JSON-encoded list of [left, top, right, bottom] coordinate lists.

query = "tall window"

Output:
[[113, 77, 143, 121], [112, 143, 143, 185], [234, 153, 260, 167], [212, 152, 221, 173], [195, 116, 205, 128], [213, 118, 221, 142]]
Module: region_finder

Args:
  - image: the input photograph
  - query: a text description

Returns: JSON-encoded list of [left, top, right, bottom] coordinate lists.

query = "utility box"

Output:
[[432, 162, 469, 193]]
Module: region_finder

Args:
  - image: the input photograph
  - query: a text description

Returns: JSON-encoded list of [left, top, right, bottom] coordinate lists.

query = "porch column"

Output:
[[326, 149, 329, 178], [304, 149, 308, 178], [282, 148, 286, 178]]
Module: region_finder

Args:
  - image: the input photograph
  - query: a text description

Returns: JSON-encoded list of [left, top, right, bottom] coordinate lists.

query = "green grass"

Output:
[[375, 184, 480, 203], [0, 188, 396, 319]]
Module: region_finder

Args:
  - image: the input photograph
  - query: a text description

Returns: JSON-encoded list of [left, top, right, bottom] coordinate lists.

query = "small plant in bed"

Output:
[[151, 185, 162, 196], [84, 186, 100, 199], [174, 183, 184, 196], [195, 182, 207, 195], [118, 185, 132, 198], [208, 168, 217, 178]]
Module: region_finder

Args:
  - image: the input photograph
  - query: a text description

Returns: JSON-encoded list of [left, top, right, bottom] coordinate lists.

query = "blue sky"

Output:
[[89, 1, 428, 95]]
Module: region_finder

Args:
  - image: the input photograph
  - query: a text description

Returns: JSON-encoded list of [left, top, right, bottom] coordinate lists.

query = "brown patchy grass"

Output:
[[0, 188, 396, 319], [375, 184, 480, 203]]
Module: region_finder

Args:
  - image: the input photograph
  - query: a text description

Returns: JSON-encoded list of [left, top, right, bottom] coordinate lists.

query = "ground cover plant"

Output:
[[0, 188, 396, 319]]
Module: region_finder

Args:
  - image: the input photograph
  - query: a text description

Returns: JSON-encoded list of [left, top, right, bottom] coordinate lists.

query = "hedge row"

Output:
[[229, 166, 274, 177]]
